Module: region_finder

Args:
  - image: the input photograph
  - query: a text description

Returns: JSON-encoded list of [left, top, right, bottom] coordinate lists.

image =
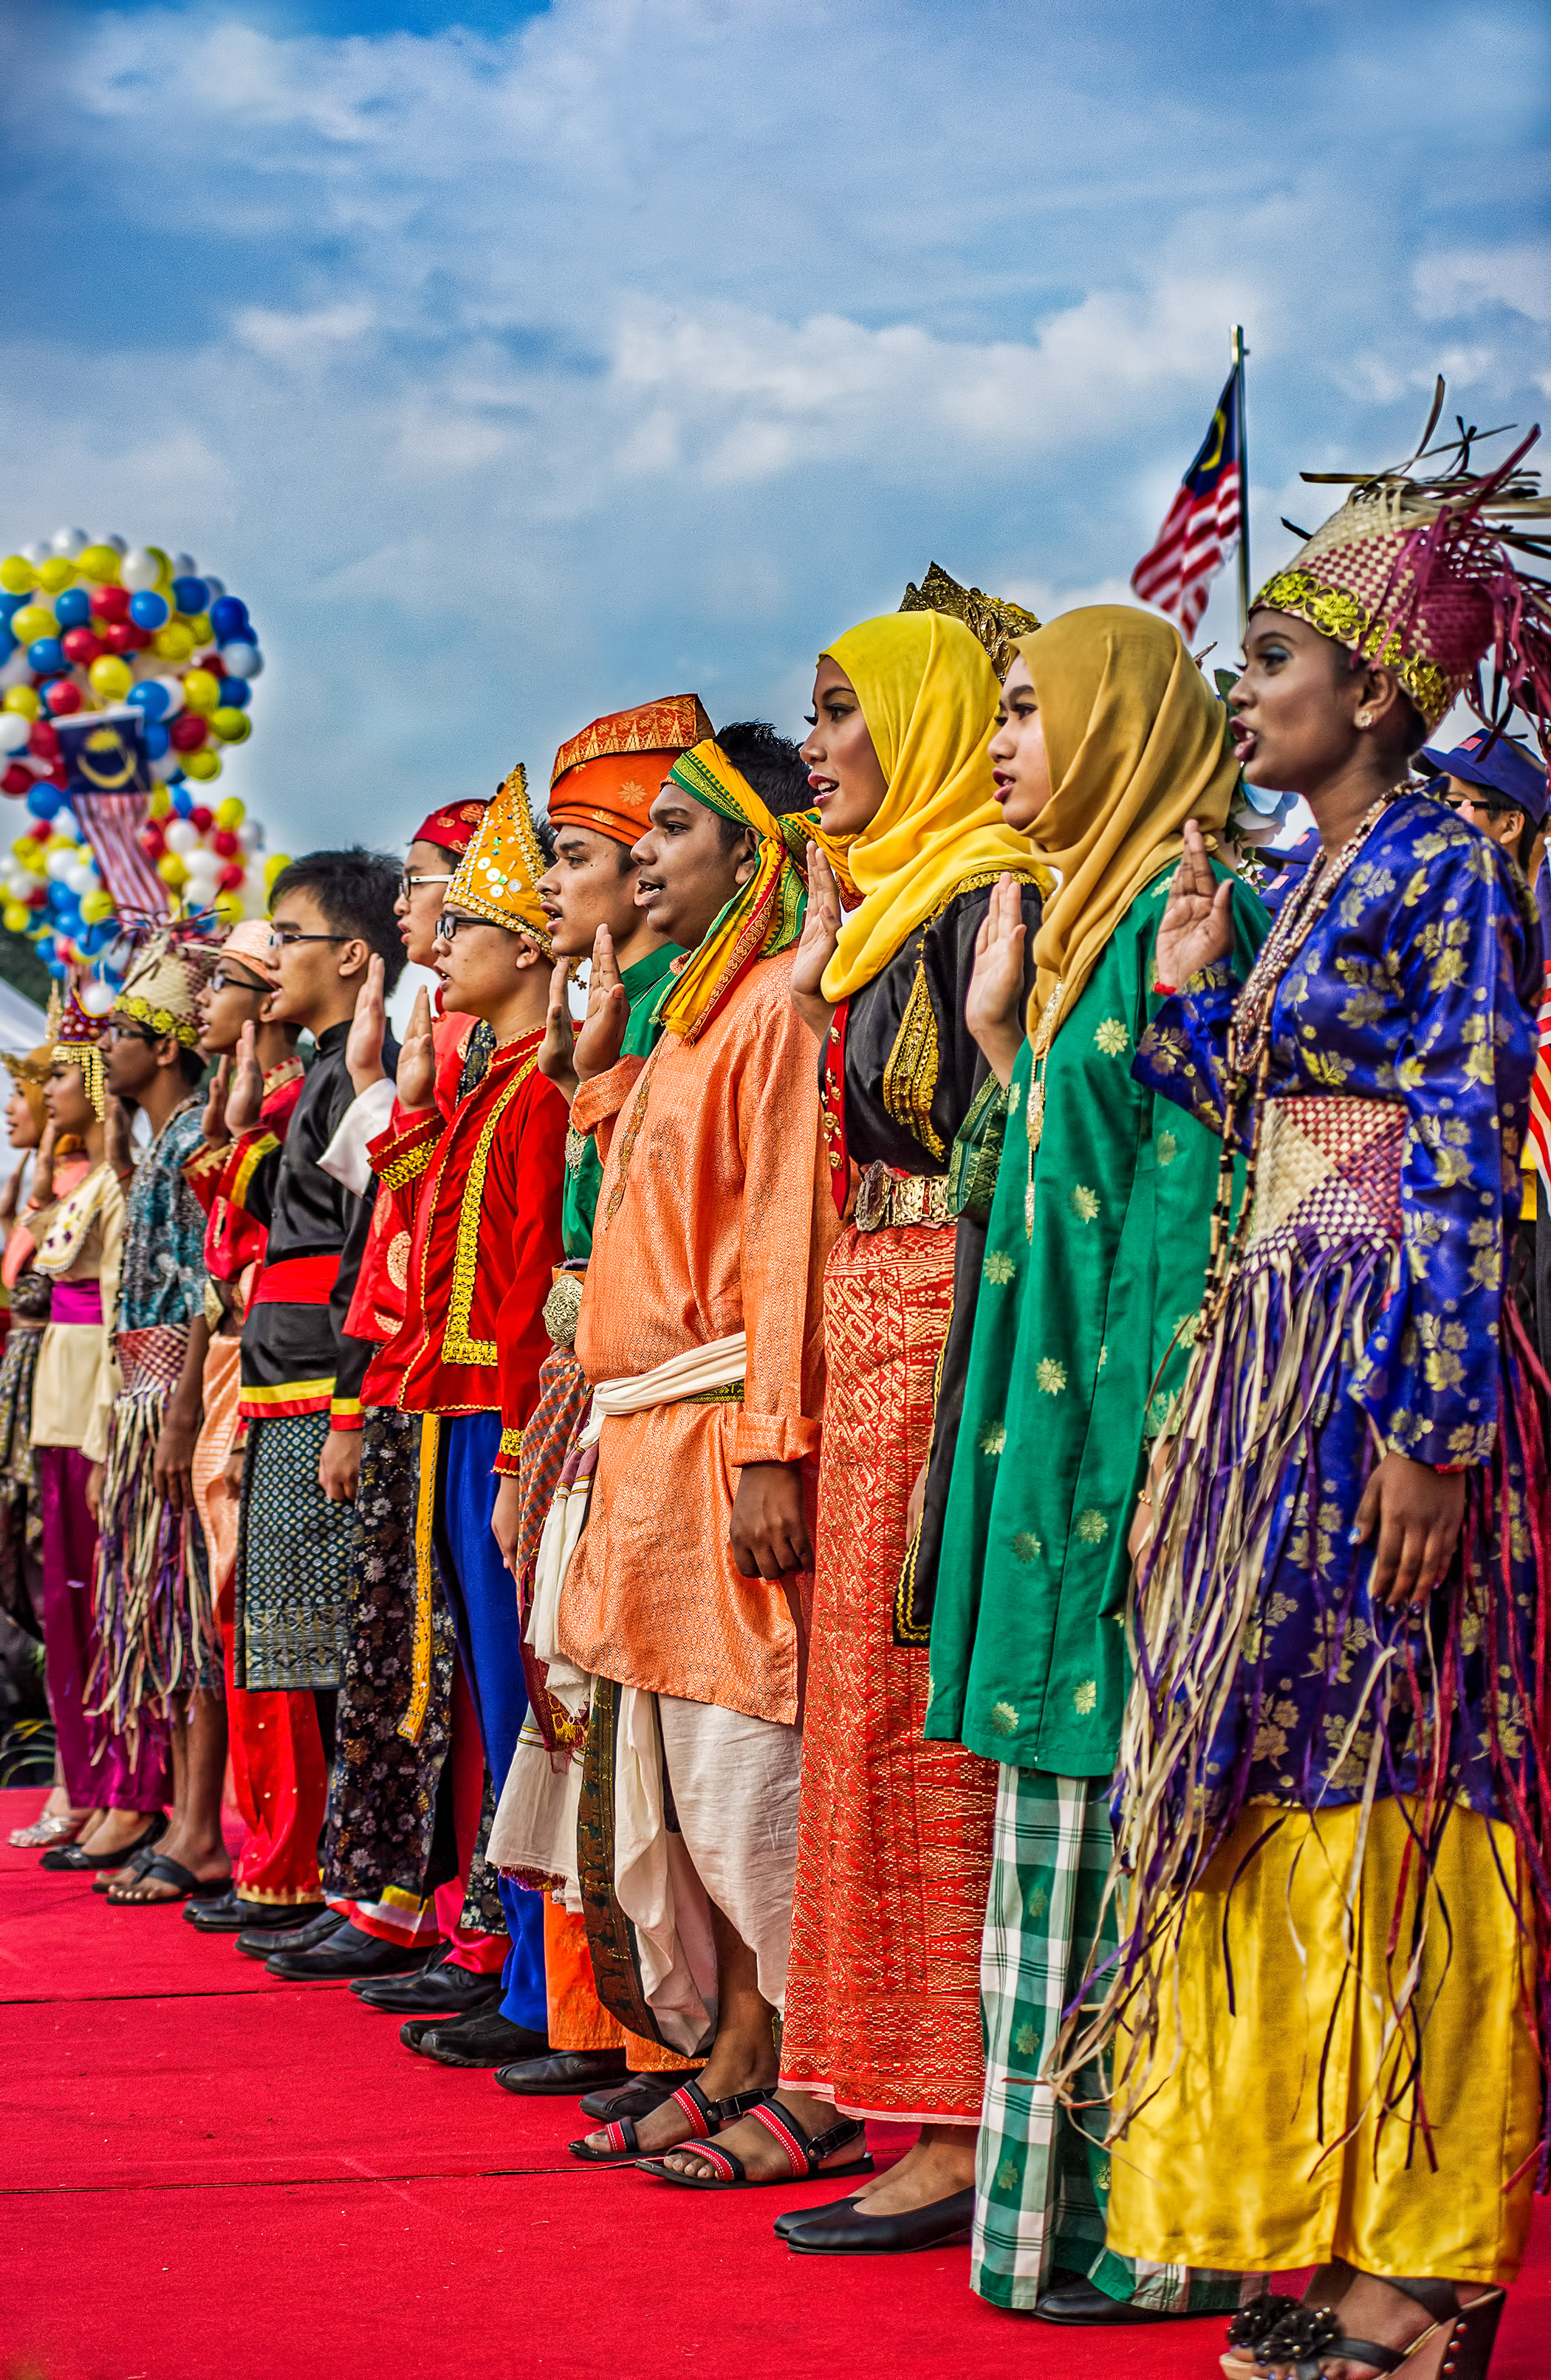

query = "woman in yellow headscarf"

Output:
[[921, 606, 1267, 2320], [653, 602, 1048, 2248]]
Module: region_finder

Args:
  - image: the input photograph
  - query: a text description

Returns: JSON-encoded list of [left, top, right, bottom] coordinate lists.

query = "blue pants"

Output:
[[433, 1410, 547, 2035]]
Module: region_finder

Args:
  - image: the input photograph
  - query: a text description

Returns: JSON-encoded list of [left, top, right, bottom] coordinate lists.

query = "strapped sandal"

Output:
[[1222, 2276, 1507, 2380], [634, 2088, 874, 2192], [105, 1854, 232, 1907], [10, 1808, 90, 1850], [567, 2077, 769, 2166]]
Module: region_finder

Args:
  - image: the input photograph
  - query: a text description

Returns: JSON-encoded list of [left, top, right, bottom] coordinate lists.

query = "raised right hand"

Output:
[[572, 925, 629, 1084], [202, 1054, 233, 1145], [1154, 819, 1234, 990], [396, 986, 436, 1112], [346, 955, 388, 1094], [790, 844, 842, 1043], [223, 1022, 265, 1134], [538, 957, 580, 1101], [964, 873, 1030, 1088]]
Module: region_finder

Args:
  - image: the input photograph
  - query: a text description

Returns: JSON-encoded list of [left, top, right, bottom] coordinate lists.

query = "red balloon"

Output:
[[45, 761, 68, 787], [219, 863, 244, 893], [43, 679, 82, 716], [1, 764, 30, 796], [92, 584, 130, 624], [100, 621, 136, 655], [212, 828, 240, 857], [170, 713, 208, 752], [28, 721, 60, 760], [140, 824, 166, 860], [25, 885, 47, 908], [189, 804, 214, 833], [123, 623, 153, 652], [61, 627, 102, 668]]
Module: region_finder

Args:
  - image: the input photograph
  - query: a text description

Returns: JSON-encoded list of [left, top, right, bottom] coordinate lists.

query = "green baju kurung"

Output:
[[926, 863, 1265, 2313]]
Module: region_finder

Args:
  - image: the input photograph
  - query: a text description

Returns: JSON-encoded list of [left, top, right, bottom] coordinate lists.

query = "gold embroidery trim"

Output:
[[377, 1126, 439, 1191], [399, 1411, 440, 1746], [1256, 567, 1450, 726], [883, 958, 945, 1160], [229, 1133, 279, 1210], [442, 1050, 538, 1367], [499, 1424, 524, 1458]]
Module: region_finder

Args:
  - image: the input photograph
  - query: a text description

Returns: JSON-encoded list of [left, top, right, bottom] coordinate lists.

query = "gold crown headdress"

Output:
[[900, 561, 1041, 681]]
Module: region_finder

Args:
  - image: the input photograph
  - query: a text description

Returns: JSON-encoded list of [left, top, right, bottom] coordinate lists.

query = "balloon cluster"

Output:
[[0, 529, 288, 981]]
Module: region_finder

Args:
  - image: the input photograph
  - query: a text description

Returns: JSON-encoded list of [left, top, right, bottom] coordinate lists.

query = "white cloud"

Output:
[[1414, 245, 1551, 327]]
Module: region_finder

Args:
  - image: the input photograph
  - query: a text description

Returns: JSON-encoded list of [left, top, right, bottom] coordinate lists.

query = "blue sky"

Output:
[[1, 0, 1547, 866]]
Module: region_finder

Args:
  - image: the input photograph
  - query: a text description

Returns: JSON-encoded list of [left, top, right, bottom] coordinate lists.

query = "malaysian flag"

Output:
[[53, 713, 170, 920], [1131, 368, 1244, 639]]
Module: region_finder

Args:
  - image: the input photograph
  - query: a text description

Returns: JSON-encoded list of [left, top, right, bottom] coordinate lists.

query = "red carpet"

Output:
[[1, 1787, 1546, 2380]]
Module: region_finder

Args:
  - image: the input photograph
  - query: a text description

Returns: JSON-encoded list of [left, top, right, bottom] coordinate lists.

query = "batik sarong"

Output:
[[780, 1221, 996, 2122], [235, 1408, 352, 1692], [93, 1322, 216, 1744]]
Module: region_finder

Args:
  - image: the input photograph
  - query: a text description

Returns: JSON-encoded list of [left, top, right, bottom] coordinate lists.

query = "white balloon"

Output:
[[164, 819, 199, 855], [152, 674, 185, 719], [236, 821, 261, 851], [64, 863, 95, 897], [0, 716, 28, 756], [80, 980, 115, 1017], [151, 752, 182, 783], [48, 808, 78, 841], [120, 547, 162, 593], [171, 552, 197, 578], [102, 534, 128, 556], [218, 642, 262, 680], [44, 848, 76, 880], [185, 850, 221, 882], [51, 529, 90, 559], [20, 542, 50, 567]]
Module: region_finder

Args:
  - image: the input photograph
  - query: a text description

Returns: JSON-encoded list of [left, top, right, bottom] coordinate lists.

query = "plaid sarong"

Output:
[[975, 1765, 1247, 2313]]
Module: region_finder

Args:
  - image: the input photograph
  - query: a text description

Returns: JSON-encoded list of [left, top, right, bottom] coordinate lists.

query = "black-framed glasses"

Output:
[[269, 927, 351, 950], [434, 910, 484, 942], [399, 870, 453, 902], [208, 966, 270, 996], [106, 1021, 160, 1046]]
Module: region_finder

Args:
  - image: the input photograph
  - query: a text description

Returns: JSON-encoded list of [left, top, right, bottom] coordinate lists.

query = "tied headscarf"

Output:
[[818, 610, 1047, 1004], [654, 740, 809, 1043], [1018, 606, 1239, 1041]]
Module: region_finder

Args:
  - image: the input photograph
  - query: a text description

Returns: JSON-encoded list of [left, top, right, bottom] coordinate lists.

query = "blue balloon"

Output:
[[82, 920, 115, 955], [0, 633, 13, 666], [25, 786, 63, 822], [52, 588, 90, 630], [129, 589, 169, 632], [128, 679, 170, 720], [217, 676, 251, 710], [171, 782, 194, 816], [0, 593, 25, 628], [171, 575, 209, 616], [46, 957, 66, 979], [27, 637, 64, 675], [210, 594, 248, 642], [144, 721, 170, 760]]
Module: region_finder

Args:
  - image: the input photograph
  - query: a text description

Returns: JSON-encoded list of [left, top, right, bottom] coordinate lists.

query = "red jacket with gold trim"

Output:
[[368, 1026, 566, 1473], [184, 1058, 306, 1286]]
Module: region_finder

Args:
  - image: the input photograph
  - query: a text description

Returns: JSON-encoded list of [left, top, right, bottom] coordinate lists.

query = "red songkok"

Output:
[[549, 694, 713, 847], [410, 800, 488, 858]]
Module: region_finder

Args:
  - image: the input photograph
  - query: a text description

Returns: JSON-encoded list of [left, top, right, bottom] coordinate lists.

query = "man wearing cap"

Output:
[[363, 769, 569, 2069], [1422, 730, 1551, 1367]]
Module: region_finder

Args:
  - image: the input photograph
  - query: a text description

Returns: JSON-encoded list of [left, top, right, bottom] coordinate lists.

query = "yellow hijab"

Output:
[[1018, 606, 1239, 1040], [819, 610, 1045, 1004]]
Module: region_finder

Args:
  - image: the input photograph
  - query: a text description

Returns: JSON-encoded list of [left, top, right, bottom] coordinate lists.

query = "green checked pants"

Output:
[[973, 1765, 1250, 2314]]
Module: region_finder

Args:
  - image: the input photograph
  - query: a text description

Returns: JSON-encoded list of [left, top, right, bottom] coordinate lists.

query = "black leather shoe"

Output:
[[185, 1891, 326, 1935], [237, 1906, 343, 1961], [578, 2071, 694, 2123], [405, 2009, 549, 2067], [352, 1955, 504, 2016], [265, 1921, 432, 1983], [495, 2048, 632, 2096], [1035, 2276, 1203, 2325], [776, 2192, 866, 2242], [786, 2187, 975, 2256]]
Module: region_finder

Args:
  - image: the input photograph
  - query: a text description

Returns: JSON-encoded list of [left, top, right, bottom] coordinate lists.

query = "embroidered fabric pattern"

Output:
[[881, 959, 945, 1160], [440, 1054, 535, 1367]]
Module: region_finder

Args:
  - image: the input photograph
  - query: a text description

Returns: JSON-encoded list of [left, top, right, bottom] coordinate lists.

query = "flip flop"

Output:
[[92, 1833, 172, 1894], [635, 2092, 873, 2192], [106, 1853, 233, 1907]]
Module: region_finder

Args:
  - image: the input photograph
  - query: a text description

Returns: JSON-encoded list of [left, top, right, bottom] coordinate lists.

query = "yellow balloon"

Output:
[[89, 654, 134, 701], [148, 786, 172, 821], [11, 603, 56, 645], [76, 544, 122, 584], [215, 795, 245, 829], [213, 891, 243, 927], [11, 839, 38, 868], [3, 687, 40, 721], [188, 612, 213, 644], [182, 668, 221, 714], [154, 621, 195, 662], [44, 831, 75, 853], [157, 851, 188, 887], [0, 555, 36, 596], [264, 851, 292, 885], [80, 890, 114, 925], [182, 747, 222, 782], [209, 707, 252, 744], [36, 558, 76, 594], [2, 902, 30, 934]]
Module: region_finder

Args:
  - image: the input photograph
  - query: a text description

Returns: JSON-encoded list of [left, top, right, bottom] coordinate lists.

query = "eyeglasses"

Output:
[[269, 927, 352, 950], [399, 870, 453, 902], [106, 1021, 160, 1046], [434, 911, 484, 942], [208, 967, 270, 996]]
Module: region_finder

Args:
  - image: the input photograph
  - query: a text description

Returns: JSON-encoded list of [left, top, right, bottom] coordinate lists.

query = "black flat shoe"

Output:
[[352, 1956, 504, 2016], [775, 2192, 866, 2241], [1036, 2274, 1205, 2325], [785, 2185, 974, 2254], [495, 2048, 632, 2096], [578, 2071, 699, 2123], [405, 2010, 549, 2068], [237, 1907, 344, 1961], [42, 1812, 165, 1872], [265, 1921, 431, 1983], [185, 1892, 326, 1935]]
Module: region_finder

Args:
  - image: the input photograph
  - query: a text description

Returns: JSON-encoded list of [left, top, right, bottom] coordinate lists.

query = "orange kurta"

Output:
[[564, 949, 838, 1723]]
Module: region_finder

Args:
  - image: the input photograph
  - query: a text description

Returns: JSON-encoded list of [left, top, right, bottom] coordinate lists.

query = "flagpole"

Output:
[[1232, 323, 1250, 640]]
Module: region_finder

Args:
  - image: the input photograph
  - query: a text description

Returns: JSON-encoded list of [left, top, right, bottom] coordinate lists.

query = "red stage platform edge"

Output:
[[0, 1786, 1545, 2380]]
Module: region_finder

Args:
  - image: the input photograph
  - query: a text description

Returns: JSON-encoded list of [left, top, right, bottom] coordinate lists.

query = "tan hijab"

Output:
[[1018, 606, 1239, 1039]]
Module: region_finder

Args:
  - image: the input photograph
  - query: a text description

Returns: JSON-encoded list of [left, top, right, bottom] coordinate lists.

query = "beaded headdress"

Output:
[[900, 561, 1041, 682], [443, 765, 555, 956], [1254, 384, 1551, 733], [114, 930, 216, 1049], [54, 991, 109, 1119]]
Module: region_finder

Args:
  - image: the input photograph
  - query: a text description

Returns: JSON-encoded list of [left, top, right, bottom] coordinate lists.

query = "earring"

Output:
[[1355, 710, 1372, 728]]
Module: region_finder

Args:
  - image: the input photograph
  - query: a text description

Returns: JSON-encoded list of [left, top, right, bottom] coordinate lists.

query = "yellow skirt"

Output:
[[1106, 1796, 1541, 2286]]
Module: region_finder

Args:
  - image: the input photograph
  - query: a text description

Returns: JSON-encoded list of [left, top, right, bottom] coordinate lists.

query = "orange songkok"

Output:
[[549, 694, 713, 847]]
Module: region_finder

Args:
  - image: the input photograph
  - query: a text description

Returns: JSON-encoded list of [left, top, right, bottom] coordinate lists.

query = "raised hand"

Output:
[[29, 1117, 59, 1210], [346, 955, 388, 1095], [202, 1054, 234, 1146], [223, 1022, 265, 1134], [396, 985, 436, 1112], [790, 844, 842, 1042], [572, 925, 629, 1084], [964, 872, 1030, 1087], [1154, 818, 1234, 990], [538, 957, 580, 1102], [104, 1095, 135, 1180]]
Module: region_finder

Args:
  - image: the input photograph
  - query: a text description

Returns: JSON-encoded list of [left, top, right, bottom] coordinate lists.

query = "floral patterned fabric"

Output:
[[114, 1101, 208, 1333]]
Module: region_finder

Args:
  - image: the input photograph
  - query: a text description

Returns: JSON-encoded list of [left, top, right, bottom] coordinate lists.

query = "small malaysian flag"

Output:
[[1131, 368, 1244, 639], [52, 711, 170, 919]]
